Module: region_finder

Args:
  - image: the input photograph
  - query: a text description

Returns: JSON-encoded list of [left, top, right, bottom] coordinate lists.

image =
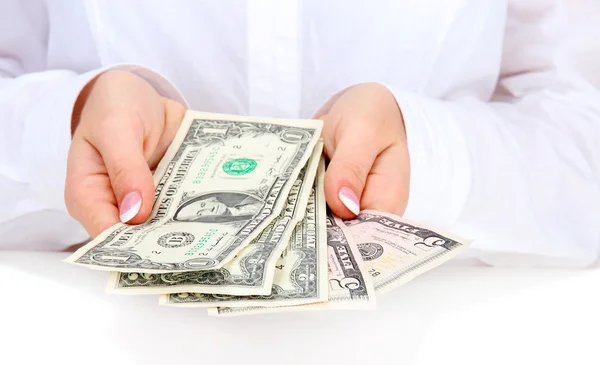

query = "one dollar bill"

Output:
[[160, 158, 328, 306], [65, 111, 323, 273], [106, 143, 323, 296]]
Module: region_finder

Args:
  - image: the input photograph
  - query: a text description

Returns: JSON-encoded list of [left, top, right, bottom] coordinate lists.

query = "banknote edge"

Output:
[[357, 209, 473, 245], [375, 241, 469, 295], [208, 299, 376, 317]]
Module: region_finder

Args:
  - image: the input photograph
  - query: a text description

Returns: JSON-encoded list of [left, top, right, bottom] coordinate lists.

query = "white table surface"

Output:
[[1, 251, 598, 365]]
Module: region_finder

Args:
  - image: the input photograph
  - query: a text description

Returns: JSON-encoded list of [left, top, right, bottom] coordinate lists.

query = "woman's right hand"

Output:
[[65, 71, 186, 237]]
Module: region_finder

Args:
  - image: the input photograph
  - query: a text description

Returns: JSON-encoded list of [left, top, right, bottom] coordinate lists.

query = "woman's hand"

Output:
[[65, 71, 186, 237], [316, 82, 410, 219], [65, 75, 407, 237]]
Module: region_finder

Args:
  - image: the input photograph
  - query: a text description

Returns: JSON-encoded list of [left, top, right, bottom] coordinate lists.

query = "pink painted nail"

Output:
[[338, 186, 360, 215], [120, 191, 142, 223]]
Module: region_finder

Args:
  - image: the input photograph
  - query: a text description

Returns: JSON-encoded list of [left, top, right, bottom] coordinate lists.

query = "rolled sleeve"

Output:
[[386, 86, 472, 230]]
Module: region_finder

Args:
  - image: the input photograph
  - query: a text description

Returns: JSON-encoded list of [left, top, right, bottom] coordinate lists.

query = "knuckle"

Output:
[[88, 215, 109, 237], [64, 175, 78, 203], [109, 164, 132, 192], [164, 100, 186, 131], [164, 97, 186, 115], [92, 111, 138, 135], [343, 161, 369, 186], [64, 180, 87, 218], [63, 189, 76, 215]]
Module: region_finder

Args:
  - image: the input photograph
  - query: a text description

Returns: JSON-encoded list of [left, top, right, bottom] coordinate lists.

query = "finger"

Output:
[[360, 144, 410, 216], [92, 118, 156, 225], [148, 98, 186, 169], [65, 138, 120, 237], [324, 127, 384, 219]]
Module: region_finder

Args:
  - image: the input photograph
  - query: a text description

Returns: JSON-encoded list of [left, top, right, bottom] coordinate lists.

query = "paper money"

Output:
[[207, 212, 375, 316], [105, 143, 322, 295], [344, 210, 471, 295], [159, 158, 328, 306], [65, 111, 323, 273]]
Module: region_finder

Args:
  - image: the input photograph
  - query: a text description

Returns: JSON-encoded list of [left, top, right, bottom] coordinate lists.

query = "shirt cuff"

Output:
[[23, 64, 188, 212], [384, 86, 472, 230]]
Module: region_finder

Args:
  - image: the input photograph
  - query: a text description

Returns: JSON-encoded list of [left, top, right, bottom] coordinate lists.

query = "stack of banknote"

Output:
[[65, 110, 471, 316]]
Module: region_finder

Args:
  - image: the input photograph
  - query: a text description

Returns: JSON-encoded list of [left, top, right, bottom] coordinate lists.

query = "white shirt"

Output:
[[1, 0, 599, 267]]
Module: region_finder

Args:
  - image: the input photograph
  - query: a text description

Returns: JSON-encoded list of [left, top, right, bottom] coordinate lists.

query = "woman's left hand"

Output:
[[315, 82, 410, 219]]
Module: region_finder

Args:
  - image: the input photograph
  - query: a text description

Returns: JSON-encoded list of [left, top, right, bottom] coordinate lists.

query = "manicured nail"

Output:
[[338, 186, 360, 215], [120, 191, 142, 223]]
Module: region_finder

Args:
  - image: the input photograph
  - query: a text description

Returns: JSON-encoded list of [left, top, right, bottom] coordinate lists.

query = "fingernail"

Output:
[[120, 191, 142, 223], [338, 186, 360, 215]]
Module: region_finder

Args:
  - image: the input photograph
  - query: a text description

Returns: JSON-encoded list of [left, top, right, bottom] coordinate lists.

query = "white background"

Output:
[[0, 252, 599, 365], [1, 1, 599, 364], [564, 0, 600, 87]]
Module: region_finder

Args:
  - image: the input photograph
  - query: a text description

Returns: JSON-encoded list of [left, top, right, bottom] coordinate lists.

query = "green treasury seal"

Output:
[[222, 158, 257, 176]]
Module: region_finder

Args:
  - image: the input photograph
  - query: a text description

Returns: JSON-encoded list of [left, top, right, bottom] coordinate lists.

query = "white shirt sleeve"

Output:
[[389, 0, 600, 267], [0, 1, 186, 250]]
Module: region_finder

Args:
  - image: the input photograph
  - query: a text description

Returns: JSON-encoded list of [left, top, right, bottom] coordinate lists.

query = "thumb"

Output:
[[96, 124, 156, 225], [324, 134, 379, 219]]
